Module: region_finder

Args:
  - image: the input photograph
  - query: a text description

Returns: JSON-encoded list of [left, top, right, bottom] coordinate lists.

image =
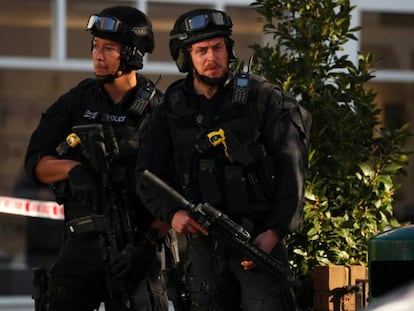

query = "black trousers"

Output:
[[185, 234, 293, 311], [46, 236, 168, 311]]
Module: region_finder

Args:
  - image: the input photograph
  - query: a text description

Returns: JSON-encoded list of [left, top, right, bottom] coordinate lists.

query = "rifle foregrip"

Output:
[[197, 203, 251, 240], [239, 237, 288, 276]]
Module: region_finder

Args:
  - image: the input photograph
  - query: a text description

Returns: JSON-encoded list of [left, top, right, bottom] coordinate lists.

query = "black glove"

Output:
[[110, 243, 155, 280], [68, 164, 98, 203]]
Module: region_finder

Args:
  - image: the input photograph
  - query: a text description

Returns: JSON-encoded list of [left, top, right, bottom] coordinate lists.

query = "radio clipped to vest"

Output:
[[232, 57, 253, 105], [128, 74, 162, 117]]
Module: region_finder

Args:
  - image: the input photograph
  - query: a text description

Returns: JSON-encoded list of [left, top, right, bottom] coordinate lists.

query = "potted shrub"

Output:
[[248, 0, 411, 309]]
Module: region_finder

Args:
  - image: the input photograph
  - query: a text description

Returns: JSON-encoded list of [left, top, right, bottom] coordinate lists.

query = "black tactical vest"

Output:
[[162, 74, 290, 219], [56, 75, 160, 224]]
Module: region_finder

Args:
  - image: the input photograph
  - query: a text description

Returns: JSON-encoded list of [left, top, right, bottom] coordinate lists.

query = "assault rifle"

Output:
[[68, 118, 136, 309], [140, 170, 299, 287]]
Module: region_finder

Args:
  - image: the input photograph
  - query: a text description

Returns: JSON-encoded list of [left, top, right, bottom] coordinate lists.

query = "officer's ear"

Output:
[[176, 46, 193, 73]]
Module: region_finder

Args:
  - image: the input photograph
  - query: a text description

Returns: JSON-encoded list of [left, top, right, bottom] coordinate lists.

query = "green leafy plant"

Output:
[[248, 0, 411, 299]]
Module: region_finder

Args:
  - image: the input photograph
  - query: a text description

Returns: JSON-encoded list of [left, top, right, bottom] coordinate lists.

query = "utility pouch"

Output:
[[197, 159, 222, 206], [243, 142, 275, 201], [245, 156, 275, 202], [259, 156, 276, 198], [224, 166, 249, 215], [255, 157, 276, 201]]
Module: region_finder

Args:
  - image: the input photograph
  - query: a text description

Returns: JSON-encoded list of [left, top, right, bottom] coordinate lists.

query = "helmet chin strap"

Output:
[[193, 69, 228, 86], [95, 70, 124, 85]]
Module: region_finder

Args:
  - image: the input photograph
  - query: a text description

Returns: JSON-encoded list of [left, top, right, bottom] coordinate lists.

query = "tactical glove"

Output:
[[68, 164, 98, 203], [110, 243, 155, 281]]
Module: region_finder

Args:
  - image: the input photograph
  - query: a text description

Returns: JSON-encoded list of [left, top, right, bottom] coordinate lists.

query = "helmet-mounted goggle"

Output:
[[86, 14, 151, 37], [183, 11, 232, 32]]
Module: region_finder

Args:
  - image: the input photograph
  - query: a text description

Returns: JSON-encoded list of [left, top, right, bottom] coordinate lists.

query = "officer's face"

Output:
[[91, 37, 121, 76], [189, 37, 229, 80]]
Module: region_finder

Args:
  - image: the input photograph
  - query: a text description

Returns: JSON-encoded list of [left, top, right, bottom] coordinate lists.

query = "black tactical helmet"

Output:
[[169, 8, 236, 73], [86, 6, 154, 71]]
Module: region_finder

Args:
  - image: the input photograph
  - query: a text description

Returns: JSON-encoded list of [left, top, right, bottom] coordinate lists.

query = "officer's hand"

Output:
[[68, 164, 98, 203], [241, 260, 255, 271], [110, 243, 154, 280], [171, 210, 208, 236], [241, 229, 281, 271]]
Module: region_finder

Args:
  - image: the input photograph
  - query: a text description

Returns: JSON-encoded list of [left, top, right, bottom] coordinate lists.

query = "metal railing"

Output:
[[0, 296, 34, 311], [0, 296, 174, 311]]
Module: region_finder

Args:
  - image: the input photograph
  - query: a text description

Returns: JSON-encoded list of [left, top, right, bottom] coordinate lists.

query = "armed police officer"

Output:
[[25, 6, 169, 311], [136, 8, 310, 311]]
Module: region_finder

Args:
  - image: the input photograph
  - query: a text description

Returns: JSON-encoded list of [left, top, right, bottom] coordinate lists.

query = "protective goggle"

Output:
[[183, 11, 232, 32], [86, 15, 122, 32], [86, 14, 150, 37]]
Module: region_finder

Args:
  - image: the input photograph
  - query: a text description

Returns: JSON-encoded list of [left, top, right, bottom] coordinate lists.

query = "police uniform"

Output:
[[137, 71, 309, 311], [25, 5, 170, 310], [25, 75, 168, 311]]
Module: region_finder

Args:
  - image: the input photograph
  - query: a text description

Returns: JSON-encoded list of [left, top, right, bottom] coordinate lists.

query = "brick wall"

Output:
[[313, 265, 369, 311]]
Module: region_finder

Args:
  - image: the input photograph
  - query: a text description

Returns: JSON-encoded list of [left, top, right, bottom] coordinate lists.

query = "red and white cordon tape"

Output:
[[0, 196, 64, 220]]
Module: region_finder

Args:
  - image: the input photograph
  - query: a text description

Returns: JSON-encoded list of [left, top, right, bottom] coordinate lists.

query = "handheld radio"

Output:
[[129, 74, 163, 117], [232, 57, 253, 105]]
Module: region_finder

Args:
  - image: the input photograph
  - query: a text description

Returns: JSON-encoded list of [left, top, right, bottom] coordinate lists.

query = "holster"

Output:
[[32, 267, 49, 311]]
